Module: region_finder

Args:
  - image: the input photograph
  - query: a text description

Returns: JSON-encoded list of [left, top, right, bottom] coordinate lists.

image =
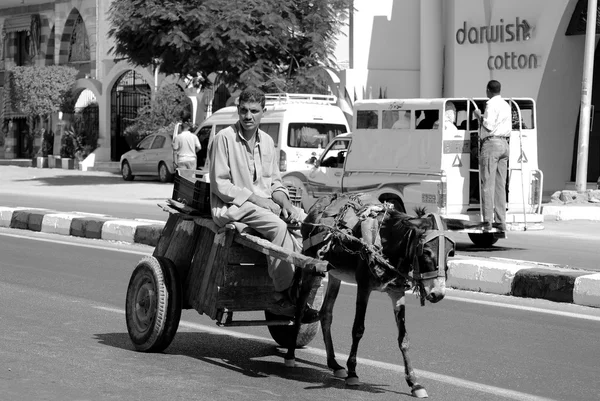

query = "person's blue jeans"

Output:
[[479, 137, 509, 230]]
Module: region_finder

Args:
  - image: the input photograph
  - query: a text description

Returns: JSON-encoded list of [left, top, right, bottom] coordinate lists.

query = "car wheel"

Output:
[[122, 161, 134, 181], [158, 162, 174, 183]]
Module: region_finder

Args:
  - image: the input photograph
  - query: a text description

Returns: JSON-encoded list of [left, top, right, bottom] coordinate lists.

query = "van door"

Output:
[[306, 136, 351, 197]]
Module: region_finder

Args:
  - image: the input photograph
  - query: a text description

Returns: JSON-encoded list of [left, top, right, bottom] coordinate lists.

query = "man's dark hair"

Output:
[[238, 87, 266, 108], [487, 80, 501, 95]]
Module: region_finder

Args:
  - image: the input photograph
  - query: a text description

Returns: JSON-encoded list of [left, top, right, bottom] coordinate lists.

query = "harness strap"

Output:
[[303, 231, 329, 251]]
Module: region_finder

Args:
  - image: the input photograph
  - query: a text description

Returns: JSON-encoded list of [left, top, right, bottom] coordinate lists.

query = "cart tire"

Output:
[[265, 276, 326, 348], [468, 233, 499, 247], [125, 256, 182, 352]]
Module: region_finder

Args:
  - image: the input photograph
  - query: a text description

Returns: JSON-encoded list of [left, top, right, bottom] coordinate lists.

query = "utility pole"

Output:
[[576, 0, 597, 192]]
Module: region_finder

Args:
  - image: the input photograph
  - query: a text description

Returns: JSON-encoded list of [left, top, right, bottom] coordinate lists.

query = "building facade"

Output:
[[335, 0, 599, 195], [0, 0, 597, 195]]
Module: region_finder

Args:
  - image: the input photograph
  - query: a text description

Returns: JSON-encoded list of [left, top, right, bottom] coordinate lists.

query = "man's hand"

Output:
[[272, 191, 301, 223], [473, 109, 482, 120], [249, 194, 281, 215]]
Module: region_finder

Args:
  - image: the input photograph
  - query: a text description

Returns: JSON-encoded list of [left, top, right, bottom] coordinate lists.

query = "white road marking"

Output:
[[0, 231, 150, 256], [445, 295, 600, 322], [95, 305, 555, 400]]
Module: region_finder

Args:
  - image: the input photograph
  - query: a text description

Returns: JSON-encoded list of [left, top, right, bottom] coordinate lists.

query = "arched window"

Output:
[[68, 15, 90, 63]]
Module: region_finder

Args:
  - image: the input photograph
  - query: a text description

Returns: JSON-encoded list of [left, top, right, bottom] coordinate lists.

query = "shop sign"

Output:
[[456, 18, 541, 71]]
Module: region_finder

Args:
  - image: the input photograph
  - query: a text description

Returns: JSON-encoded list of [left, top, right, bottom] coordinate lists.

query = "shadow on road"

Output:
[[95, 331, 408, 396], [15, 175, 170, 186], [455, 241, 526, 253]]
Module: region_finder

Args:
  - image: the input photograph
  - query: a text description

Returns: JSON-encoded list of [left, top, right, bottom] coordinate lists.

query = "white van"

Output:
[[283, 97, 544, 247], [194, 93, 350, 173]]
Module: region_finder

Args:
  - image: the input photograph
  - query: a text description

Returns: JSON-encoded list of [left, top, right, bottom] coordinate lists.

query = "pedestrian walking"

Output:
[[172, 121, 201, 177]]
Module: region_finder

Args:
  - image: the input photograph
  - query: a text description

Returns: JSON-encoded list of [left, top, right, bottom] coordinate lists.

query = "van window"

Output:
[[357, 110, 378, 129], [259, 123, 280, 144], [384, 110, 411, 129], [287, 123, 346, 148], [415, 110, 439, 130], [511, 100, 535, 129]]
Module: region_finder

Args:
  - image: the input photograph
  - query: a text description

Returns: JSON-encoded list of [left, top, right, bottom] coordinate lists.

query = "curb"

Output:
[[0, 206, 165, 247], [542, 204, 600, 221], [2, 206, 599, 309], [448, 256, 600, 308]]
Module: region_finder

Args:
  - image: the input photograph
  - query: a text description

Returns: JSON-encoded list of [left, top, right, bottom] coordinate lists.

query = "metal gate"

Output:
[[110, 70, 151, 161]]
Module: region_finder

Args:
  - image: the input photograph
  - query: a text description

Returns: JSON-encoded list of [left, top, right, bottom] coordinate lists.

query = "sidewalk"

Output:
[[1, 165, 599, 309]]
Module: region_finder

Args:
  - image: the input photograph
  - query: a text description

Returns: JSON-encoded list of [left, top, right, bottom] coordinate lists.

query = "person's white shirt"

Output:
[[172, 129, 201, 162], [481, 95, 511, 139]]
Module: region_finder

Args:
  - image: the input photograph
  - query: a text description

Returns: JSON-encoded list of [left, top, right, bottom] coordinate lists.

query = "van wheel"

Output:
[[468, 233, 499, 247]]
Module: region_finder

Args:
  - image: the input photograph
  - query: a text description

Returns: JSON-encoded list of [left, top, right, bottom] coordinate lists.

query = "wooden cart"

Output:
[[125, 202, 328, 352]]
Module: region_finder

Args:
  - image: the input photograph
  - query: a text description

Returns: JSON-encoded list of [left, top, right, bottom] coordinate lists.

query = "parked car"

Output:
[[120, 132, 176, 183]]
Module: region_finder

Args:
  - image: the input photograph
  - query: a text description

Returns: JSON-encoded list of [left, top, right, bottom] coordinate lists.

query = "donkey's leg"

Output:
[[345, 282, 372, 386], [320, 275, 347, 378], [387, 290, 428, 398]]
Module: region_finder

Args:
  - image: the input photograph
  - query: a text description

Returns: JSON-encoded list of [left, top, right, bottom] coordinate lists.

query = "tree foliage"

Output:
[[9, 66, 79, 119], [9, 65, 78, 156], [108, 0, 350, 92], [123, 83, 192, 146]]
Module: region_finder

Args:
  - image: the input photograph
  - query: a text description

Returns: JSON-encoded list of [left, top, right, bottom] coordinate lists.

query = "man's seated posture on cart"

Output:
[[207, 87, 319, 323]]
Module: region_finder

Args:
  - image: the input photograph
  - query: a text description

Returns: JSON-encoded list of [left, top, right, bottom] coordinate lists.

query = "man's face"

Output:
[[237, 101, 264, 133]]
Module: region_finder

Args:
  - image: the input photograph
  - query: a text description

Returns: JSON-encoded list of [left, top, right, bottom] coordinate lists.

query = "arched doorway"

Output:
[[110, 70, 151, 161]]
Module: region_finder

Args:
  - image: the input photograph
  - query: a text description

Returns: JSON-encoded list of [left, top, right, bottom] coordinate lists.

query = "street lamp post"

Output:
[[575, 0, 598, 192]]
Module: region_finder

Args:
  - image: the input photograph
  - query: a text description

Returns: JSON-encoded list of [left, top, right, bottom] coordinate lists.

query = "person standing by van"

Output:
[[172, 121, 201, 175], [473, 80, 511, 231], [207, 86, 319, 323]]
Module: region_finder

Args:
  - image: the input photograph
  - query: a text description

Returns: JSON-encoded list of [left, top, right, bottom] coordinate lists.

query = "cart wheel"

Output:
[[125, 256, 182, 352], [468, 233, 499, 247], [265, 276, 326, 348]]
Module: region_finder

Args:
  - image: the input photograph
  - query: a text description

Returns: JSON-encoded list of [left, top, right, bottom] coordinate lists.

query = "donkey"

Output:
[[286, 193, 455, 398]]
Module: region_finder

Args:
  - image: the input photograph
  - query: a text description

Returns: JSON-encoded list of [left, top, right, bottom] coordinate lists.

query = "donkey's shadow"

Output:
[[95, 331, 407, 396]]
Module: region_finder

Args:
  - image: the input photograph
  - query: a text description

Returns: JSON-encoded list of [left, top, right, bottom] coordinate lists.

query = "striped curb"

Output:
[[448, 257, 600, 308], [0, 206, 165, 247], [2, 206, 599, 309]]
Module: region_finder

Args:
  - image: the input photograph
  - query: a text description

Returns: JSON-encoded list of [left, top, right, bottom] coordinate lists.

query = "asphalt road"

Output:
[[2, 165, 600, 272], [1, 228, 600, 400]]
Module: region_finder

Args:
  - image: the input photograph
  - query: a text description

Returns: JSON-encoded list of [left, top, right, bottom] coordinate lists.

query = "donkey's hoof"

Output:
[[333, 368, 348, 378], [284, 358, 296, 368], [411, 387, 428, 398], [346, 376, 360, 386]]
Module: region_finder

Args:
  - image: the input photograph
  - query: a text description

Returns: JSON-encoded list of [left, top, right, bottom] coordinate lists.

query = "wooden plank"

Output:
[[222, 263, 271, 288], [218, 319, 293, 327], [191, 216, 220, 234], [152, 213, 179, 257], [185, 225, 216, 312], [227, 243, 267, 264], [234, 232, 329, 273], [162, 217, 201, 283], [199, 227, 235, 319], [216, 286, 276, 311]]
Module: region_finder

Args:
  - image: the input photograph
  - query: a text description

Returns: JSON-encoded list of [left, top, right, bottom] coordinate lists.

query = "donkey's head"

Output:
[[380, 209, 455, 304]]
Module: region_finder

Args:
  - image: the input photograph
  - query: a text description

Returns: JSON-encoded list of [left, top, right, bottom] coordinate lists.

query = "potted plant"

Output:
[[60, 125, 78, 169]]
